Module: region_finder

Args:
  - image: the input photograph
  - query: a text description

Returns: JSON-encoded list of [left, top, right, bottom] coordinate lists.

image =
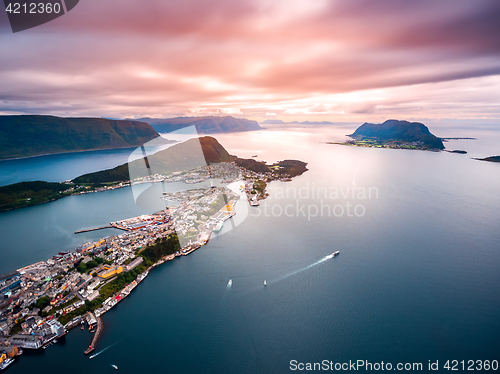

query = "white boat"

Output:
[[0, 358, 15, 371], [264, 280, 267, 286], [332, 251, 340, 256], [111, 365, 118, 370], [227, 279, 232, 287]]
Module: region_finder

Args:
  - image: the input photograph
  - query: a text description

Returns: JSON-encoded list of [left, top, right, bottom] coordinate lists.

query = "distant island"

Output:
[[262, 119, 334, 125], [329, 119, 445, 150], [137, 116, 263, 134], [474, 156, 500, 163], [0, 115, 159, 160], [0, 137, 307, 212]]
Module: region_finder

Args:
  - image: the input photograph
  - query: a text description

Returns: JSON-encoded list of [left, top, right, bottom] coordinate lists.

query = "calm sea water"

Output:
[[2, 125, 500, 373], [0, 139, 176, 187]]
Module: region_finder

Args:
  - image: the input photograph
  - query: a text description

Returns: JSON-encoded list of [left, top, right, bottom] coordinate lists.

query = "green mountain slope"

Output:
[[0, 115, 159, 160], [73, 136, 233, 184], [139, 116, 263, 134], [73, 136, 307, 184], [349, 119, 444, 149]]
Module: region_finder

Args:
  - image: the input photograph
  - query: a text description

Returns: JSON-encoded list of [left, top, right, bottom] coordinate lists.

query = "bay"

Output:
[[2, 124, 500, 373]]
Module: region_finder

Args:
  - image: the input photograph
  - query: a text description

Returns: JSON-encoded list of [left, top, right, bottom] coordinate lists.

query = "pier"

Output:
[[84, 315, 103, 355], [75, 225, 127, 234]]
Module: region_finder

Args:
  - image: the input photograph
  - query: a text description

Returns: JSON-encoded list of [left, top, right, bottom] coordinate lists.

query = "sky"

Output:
[[1, 0, 500, 123]]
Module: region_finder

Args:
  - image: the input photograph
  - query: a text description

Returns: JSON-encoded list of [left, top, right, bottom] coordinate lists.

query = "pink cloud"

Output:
[[0, 0, 500, 120]]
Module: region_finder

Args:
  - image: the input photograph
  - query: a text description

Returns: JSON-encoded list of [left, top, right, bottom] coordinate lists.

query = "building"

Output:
[[3, 346, 19, 358], [86, 290, 100, 301], [125, 257, 143, 271], [8, 334, 43, 349], [97, 266, 123, 279], [46, 320, 65, 336]]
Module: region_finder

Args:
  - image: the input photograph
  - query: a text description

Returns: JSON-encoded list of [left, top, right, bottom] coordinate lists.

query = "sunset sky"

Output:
[[1, 0, 500, 123]]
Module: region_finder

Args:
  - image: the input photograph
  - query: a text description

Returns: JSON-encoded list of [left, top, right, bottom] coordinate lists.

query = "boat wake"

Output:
[[89, 340, 121, 359], [270, 253, 336, 285]]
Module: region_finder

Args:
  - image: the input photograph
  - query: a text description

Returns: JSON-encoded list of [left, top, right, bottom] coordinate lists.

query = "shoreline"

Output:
[[0, 160, 307, 363]]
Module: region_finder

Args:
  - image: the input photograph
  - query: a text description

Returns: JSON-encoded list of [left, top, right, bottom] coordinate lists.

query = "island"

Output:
[[0, 137, 307, 364], [262, 119, 334, 125], [0, 115, 159, 160], [328, 119, 445, 150], [137, 115, 263, 134], [474, 156, 500, 163]]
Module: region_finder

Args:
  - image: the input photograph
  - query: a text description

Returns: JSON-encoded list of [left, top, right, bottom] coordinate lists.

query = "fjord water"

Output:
[[2, 125, 500, 373]]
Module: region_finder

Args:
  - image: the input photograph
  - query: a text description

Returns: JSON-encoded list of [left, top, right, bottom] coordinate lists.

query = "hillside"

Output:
[[0, 115, 159, 160], [73, 136, 307, 184], [73, 136, 234, 184], [349, 119, 444, 150], [138, 116, 262, 134], [0, 181, 76, 211]]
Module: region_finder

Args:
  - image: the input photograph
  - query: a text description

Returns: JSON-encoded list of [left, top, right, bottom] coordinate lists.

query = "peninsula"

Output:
[[0, 115, 159, 160], [0, 137, 307, 363], [328, 119, 445, 150], [474, 156, 500, 163], [0, 137, 307, 212]]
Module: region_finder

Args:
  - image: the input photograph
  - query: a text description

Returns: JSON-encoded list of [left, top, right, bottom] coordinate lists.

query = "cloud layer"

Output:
[[1, 0, 500, 121]]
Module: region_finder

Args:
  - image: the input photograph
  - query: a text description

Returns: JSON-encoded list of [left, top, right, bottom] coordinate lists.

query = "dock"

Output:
[[84, 315, 103, 355], [75, 225, 127, 234]]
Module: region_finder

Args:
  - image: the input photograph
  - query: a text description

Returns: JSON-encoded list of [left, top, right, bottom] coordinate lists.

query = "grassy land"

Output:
[[0, 181, 79, 211]]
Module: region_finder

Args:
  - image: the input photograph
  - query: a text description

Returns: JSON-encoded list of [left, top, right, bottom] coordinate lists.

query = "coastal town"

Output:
[[0, 160, 302, 370], [327, 139, 430, 150]]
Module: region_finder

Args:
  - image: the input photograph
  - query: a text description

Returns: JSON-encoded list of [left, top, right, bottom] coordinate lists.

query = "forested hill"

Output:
[[73, 136, 233, 184], [349, 119, 444, 150], [0, 115, 159, 160]]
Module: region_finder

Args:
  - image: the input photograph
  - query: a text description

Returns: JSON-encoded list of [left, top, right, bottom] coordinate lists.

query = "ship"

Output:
[[332, 251, 340, 256], [214, 221, 224, 232], [111, 365, 118, 370], [227, 279, 232, 287], [0, 358, 15, 371], [264, 280, 267, 286]]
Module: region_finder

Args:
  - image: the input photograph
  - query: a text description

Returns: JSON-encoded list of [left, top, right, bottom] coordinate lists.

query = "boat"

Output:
[[214, 221, 224, 232], [0, 358, 15, 371], [264, 280, 267, 286], [111, 365, 118, 370], [333, 251, 340, 256], [227, 279, 232, 287]]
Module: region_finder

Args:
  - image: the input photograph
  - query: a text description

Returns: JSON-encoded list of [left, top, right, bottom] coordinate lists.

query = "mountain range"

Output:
[[137, 116, 262, 134], [262, 119, 333, 125]]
